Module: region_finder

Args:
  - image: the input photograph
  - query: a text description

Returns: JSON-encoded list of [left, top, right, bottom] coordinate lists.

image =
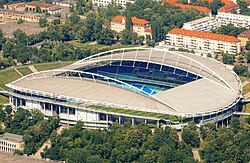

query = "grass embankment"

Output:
[[243, 83, 250, 96], [0, 61, 75, 104], [34, 61, 74, 71], [68, 40, 140, 50], [16, 67, 33, 76], [0, 69, 22, 90], [0, 95, 8, 104], [244, 104, 250, 113], [89, 105, 180, 121]]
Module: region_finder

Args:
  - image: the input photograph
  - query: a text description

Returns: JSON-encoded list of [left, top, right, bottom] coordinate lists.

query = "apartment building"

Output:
[[26, 1, 62, 15], [0, 8, 60, 24], [216, 12, 250, 29], [238, 29, 250, 47], [111, 16, 152, 37], [166, 28, 240, 55], [92, 0, 135, 7], [182, 16, 217, 32], [0, 133, 24, 153]]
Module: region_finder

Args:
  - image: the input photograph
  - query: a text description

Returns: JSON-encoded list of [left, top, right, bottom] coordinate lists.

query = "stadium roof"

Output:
[[7, 48, 242, 117]]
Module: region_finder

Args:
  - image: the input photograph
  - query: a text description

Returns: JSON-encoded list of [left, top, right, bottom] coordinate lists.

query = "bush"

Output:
[[17, 19, 24, 24]]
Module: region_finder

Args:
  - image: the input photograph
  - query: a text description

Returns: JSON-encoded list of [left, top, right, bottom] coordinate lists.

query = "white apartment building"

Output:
[[166, 28, 241, 55], [182, 16, 218, 32], [216, 12, 250, 29], [92, 0, 135, 7]]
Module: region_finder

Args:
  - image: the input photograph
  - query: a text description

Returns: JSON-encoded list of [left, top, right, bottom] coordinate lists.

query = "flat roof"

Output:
[[7, 48, 242, 116], [0, 133, 23, 143]]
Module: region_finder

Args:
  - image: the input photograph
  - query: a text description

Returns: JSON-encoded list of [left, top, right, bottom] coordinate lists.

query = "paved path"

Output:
[[14, 68, 23, 77], [33, 125, 68, 159], [177, 132, 182, 142], [28, 66, 38, 73], [33, 140, 51, 159], [192, 148, 201, 162]]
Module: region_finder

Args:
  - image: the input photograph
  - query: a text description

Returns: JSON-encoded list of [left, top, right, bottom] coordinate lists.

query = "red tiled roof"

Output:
[[26, 1, 56, 8], [238, 29, 250, 39], [145, 28, 152, 33], [165, 0, 211, 13], [174, 3, 211, 12], [111, 16, 150, 25], [169, 28, 240, 43], [165, 0, 239, 13]]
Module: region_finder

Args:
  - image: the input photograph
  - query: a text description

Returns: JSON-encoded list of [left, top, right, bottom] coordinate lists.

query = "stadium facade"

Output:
[[6, 48, 243, 129]]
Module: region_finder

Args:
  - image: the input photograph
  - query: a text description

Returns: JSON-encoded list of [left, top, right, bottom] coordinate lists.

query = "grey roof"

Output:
[[0, 133, 23, 143]]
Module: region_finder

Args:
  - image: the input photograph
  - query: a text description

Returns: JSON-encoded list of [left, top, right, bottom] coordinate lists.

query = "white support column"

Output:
[[145, 119, 147, 124], [15, 97, 17, 107], [67, 107, 69, 125], [119, 116, 121, 124], [75, 108, 78, 121], [9, 96, 12, 105], [51, 104, 53, 116], [132, 117, 135, 126], [59, 105, 61, 115], [157, 120, 160, 128]]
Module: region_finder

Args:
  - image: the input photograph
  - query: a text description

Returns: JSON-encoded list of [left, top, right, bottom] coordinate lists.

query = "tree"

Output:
[[17, 18, 24, 24], [69, 3, 74, 12], [13, 29, 29, 46], [66, 148, 90, 162], [222, 53, 234, 64], [182, 126, 200, 148], [84, 12, 96, 41], [94, 17, 103, 40], [246, 41, 250, 50], [125, 13, 133, 31], [216, 24, 246, 37], [97, 28, 115, 45], [151, 16, 164, 42], [120, 29, 133, 45], [36, 5, 41, 13], [209, 0, 224, 15], [77, 26, 89, 43], [2, 41, 14, 58], [138, 36, 145, 45], [78, 7, 83, 15], [39, 18, 48, 27], [69, 12, 80, 24]]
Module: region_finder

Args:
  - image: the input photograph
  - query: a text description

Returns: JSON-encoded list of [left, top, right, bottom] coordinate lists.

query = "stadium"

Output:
[[6, 48, 243, 129]]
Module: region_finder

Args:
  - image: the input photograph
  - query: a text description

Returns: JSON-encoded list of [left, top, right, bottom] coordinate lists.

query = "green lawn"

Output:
[[17, 67, 33, 76], [89, 105, 177, 119], [68, 40, 106, 49], [0, 95, 8, 105], [34, 61, 74, 71], [0, 69, 22, 90]]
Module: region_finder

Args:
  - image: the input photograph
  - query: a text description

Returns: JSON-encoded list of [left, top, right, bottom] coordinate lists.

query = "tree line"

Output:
[[0, 105, 60, 155]]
